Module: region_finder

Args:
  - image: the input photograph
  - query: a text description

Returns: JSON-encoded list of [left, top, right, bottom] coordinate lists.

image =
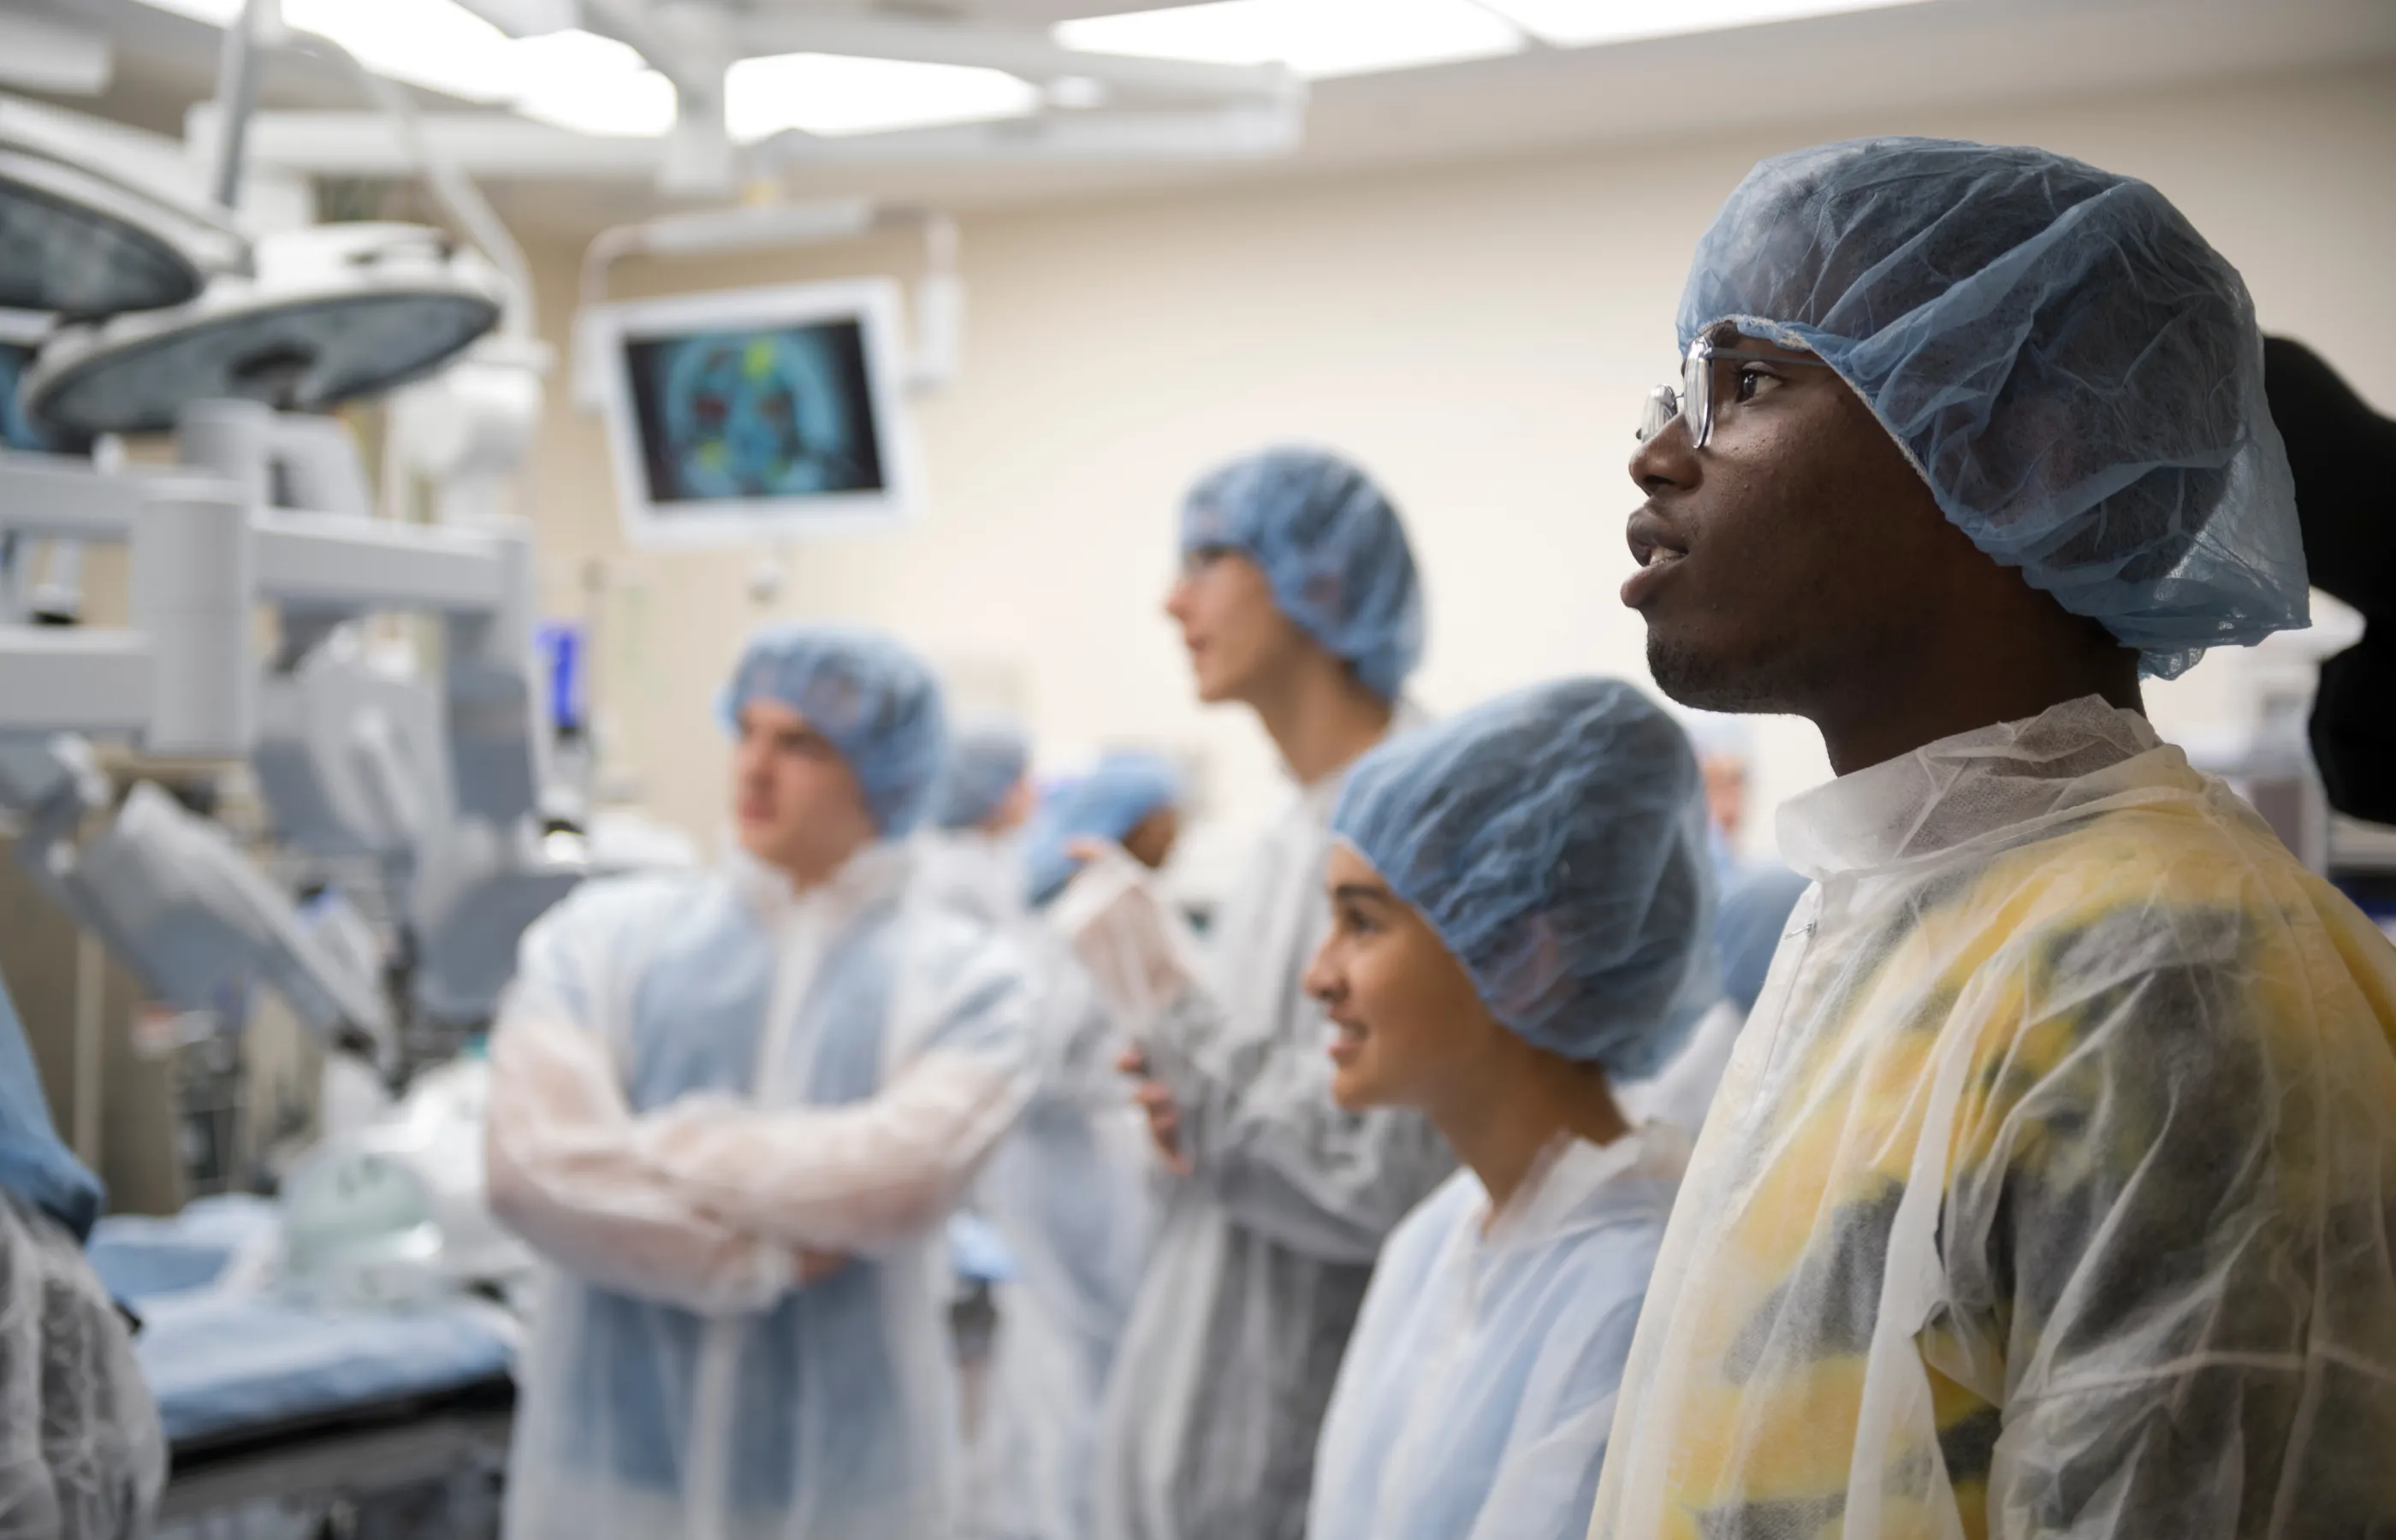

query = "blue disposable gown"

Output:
[[1307, 1128, 1685, 1540], [918, 829, 1155, 1540], [487, 844, 1034, 1540]]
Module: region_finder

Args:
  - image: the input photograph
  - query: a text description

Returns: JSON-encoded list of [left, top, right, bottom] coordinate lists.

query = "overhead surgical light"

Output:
[[0, 102, 246, 320], [725, 52, 1043, 142], [1056, 0, 1524, 80], [26, 223, 506, 439], [1473, 0, 1936, 48]]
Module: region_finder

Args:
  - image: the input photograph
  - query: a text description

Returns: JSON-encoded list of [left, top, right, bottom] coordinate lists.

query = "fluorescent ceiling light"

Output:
[[282, 0, 519, 102], [507, 29, 677, 137], [125, 0, 240, 21], [1057, 0, 1524, 80], [725, 53, 1040, 142], [1475, 0, 1936, 48], [129, 1, 673, 136]]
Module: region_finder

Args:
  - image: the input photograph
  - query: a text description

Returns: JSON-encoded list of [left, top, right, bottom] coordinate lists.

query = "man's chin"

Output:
[[733, 825, 786, 864], [1646, 630, 1794, 714]]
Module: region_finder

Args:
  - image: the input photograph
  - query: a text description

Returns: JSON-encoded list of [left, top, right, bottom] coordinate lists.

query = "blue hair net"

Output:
[[1181, 447, 1426, 701], [1023, 750, 1184, 907], [1681, 136, 2306, 678], [1332, 678, 1718, 1076], [720, 625, 948, 837], [930, 720, 1031, 831]]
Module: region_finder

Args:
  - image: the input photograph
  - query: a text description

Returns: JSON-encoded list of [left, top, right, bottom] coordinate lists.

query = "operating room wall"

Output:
[[519, 59, 2396, 894]]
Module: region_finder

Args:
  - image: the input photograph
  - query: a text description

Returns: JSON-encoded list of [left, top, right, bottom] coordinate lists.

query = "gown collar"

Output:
[[1774, 694, 2195, 880]]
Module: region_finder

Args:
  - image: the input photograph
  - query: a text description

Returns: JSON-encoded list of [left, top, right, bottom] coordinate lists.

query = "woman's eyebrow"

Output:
[[1330, 882, 1397, 907]]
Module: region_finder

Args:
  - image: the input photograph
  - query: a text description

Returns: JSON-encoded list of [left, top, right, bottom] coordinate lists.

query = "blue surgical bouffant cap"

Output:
[[720, 625, 948, 837], [1333, 678, 1718, 1077], [1181, 447, 1426, 701], [1023, 750, 1184, 907], [931, 720, 1031, 832], [1681, 136, 2306, 678]]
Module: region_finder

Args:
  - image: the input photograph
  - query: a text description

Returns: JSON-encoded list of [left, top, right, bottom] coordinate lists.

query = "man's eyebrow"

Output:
[[1331, 882, 1397, 907]]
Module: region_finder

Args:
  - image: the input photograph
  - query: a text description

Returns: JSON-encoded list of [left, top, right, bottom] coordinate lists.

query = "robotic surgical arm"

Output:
[[3, 736, 394, 1063]]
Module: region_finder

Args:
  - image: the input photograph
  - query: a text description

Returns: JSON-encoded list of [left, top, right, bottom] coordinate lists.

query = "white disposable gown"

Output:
[[0, 1190, 163, 1540], [917, 829, 1156, 1540], [1590, 696, 2396, 1540], [1092, 768, 1455, 1540], [1308, 1127, 1686, 1540], [486, 844, 1034, 1540]]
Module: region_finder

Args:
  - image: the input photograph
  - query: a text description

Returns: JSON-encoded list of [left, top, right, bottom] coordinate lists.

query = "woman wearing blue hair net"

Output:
[[1071, 446, 1453, 1540], [485, 624, 1036, 1540], [1592, 138, 2396, 1539], [1302, 678, 1717, 1540]]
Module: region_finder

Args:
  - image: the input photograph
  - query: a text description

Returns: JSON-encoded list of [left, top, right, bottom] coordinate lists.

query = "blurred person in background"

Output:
[[958, 748, 1185, 1540], [918, 719, 1040, 925], [1024, 750, 1186, 909], [486, 625, 1035, 1540]]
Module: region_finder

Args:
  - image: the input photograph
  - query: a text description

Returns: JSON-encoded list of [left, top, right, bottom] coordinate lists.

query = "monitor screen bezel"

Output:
[[590, 277, 919, 550]]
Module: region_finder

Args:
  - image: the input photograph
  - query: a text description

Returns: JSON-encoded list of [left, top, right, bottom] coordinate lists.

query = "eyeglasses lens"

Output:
[[1636, 386, 1678, 443]]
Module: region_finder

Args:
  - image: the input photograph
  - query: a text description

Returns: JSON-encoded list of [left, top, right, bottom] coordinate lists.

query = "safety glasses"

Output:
[[1635, 335, 1835, 450]]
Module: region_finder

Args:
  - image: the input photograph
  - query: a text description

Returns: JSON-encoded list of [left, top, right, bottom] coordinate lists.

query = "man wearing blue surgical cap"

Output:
[[1076, 446, 1452, 1540], [1302, 678, 1714, 1540], [486, 625, 1036, 1540], [1593, 139, 2396, 1539]]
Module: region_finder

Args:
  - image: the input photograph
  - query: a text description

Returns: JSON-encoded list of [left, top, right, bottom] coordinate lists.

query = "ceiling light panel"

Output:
[[507, 29, 678, 137], [1475, 0, 1936, 49], [129, 1, 676, 137], [725, 53, 1042, 142], [281, 0, 519, 102], [1057, 0, 1525, 80]]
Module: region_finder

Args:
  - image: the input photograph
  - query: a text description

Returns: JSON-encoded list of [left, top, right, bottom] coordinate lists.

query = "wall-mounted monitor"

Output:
[[586, 278, 918, 549]]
